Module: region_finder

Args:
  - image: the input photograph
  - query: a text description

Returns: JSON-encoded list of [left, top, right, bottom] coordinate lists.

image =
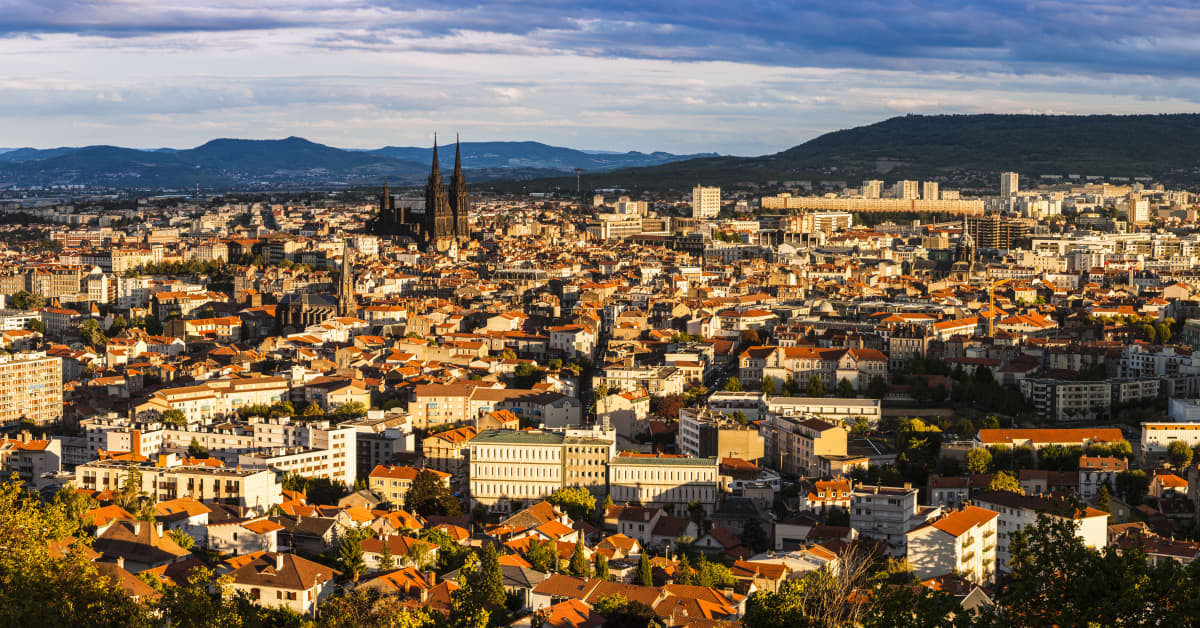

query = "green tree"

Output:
[[334, 401, 368, 421], [379, 538, 395, 571], [966, 448, 992, 474], [836, 378, 855, 398], [677, 553, 695, 585], [806, 375, 824, 397], [550, 486, 596, 521], [1094, 483, 1112, 513], [636, 551, 653, 586], [25, 318, 45, 334], [526, 538, 559, 573], [725, 377, 742, 392], [694, 554, 735, 588], [760, 376, 777, 396], [987, 470, 1021, 493], [592, 595, 658, 628], [315, 589, 438, 628], [1116, 469, 1151, 505], [168, 528, 195, 551], [340, 529, 366, 579], [473, 543, 506, 609], [741, 520, 769, 554], [1142, 323, 1158, 343], [187, 438, 208, 458], [568, 538, 590, 578], [8, 290, 45, 311], [1168, 439, 1193, 468], [301, 402, 325, 417], [161, 408, 187, 426], [448, 553, 492, 628], [78, 318, 108, 349], [408, 469, 463, 517], [593, 552, 609, 581]]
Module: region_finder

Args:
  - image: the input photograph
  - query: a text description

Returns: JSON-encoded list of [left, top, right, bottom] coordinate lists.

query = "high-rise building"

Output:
[[1000, 172, 1019, 197], [922, 181, 940, 201], [967, 214, 1032, 249], [862, 180, 883, 199], [893, 180, 919, 200], [0, 352, 63, 427], [692, 185, 721, 219]]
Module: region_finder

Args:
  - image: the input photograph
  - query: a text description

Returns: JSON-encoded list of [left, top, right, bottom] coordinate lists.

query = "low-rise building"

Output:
[[974, 491, 1108, 572], [905, 506, 999, 585], [368, 465, 451, 508], [850, 484, 941, 556], [608, 453, 719, 516]]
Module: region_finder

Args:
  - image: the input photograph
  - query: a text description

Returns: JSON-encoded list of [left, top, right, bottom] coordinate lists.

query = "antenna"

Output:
[[574, 168, 583, 194]]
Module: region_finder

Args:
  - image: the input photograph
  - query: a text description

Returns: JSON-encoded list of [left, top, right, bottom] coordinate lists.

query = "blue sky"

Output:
[[2, 0, 1200, 154]]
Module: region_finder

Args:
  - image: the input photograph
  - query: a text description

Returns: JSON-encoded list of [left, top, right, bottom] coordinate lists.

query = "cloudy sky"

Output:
[[2, 0, 1200, 155]]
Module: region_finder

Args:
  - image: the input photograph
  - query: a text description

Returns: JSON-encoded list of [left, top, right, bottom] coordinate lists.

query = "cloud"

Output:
[[1, 1, 1199, 153]]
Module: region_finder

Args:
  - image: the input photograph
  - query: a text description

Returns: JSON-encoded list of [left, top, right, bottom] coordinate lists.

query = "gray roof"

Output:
[[471, 429, 564, 445], [610, 455, 718, 467]]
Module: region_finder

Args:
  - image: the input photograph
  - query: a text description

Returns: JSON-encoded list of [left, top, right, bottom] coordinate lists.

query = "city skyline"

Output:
[[4, 1, 1200, 154]]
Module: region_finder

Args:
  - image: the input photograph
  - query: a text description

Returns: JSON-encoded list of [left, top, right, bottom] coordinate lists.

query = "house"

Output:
[[535, 599, 604, 628], [361, 534, 439, 571], [444, 562, 548, 611], [729, 559, 791, 593], [905, 505, 1000, 585], [154, 497, 212, 545], [92, 520, 192, 573], [368, 464, 451, 508], [850, 484, 941, 556], [1078, 456, 1127, 500], [225, 552, 340, 615], [269, 513, 344, 555], [207, 516, 283, 555], [1150, 472, 1189, 499]]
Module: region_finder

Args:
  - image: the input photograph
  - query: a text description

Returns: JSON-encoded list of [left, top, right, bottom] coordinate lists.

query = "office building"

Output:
[[692, 186, 721, 219]]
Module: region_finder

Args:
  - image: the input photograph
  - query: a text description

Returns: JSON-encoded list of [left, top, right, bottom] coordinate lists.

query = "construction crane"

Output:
[[987, 278, 1011, 338]]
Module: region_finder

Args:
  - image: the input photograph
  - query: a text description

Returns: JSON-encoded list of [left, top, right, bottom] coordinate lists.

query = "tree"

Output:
[[340, 529, 366, 580], [334, 401, 368, 421], [8, 290, 45, 311], [1094, 483, 1112, 513], [471, 543, 506, 609], [568, 538, 591, 578], [806, 375, 824, 397], [168, 528, 195, 551], [315, 589, 438, 628], [966, 448, 992, 474], [550, 486, 597, 521], [760, 376, 777, 396], [725, 377, 742, 392], [301, 402, 324, 417], [742, 546, 878, 628], [187, 438, 209, 458], [836, 378, 855, 398], [636, 552, 653, 586], [592, 595, 658, 628], [448, 553, 492, 628], [1168, 439, 1194, 469], [594, 552, 609, 581], [987, 470, 1021, 493], [1116, 469, 1151, 505], [694, 554, 735, 588], [25, 319, 45, 335], [650, 394, 684, 420], [78, 318, 108, 349], [161, 408, 187, 426], [526, 538, 559, 573], [1142, 323, 1158, 343], [677, 553, 695, 585], [867, 376, 888, 399], [379, 538, 395, 571], [408, 469, 463, 517]]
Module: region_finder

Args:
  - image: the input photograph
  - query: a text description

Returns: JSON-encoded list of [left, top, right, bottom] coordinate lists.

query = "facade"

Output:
[[75, 459, 280, 510], [608, 453, 719, 514], [850, 484, 941, 556], [0, 352, 62, 427], [677, 407, 765, 464], [905, 506, 999, 585], [422, 425, 478, 490], [974, 491, 1108, 573], [1141, 422, 1200, 466], [760, 414, 848, 477], [368, 465, 451, 508], [765, 396, 882, 427], [226, 552, 339, 616], [740, 346, 887, 391], [692, 185, 721, 219], [893, 180, 919, 200], [1078, 455, 1127, 499], [469, 429, 566, 513], [0, 434, 62, 486]]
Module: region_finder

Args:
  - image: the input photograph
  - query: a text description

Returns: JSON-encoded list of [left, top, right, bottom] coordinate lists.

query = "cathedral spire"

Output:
[[430, 133, 440, 179], [338, 239, 356, 317]]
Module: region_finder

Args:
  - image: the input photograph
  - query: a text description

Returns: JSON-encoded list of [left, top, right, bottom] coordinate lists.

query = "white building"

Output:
[[861, 180, 882, 199], [893, 180, 919, 200], [905, 505, 999, 585], [692, 185, 721, 219], [921, 181, 939, 201], [849, 484, 941, 556], [608, 453, 719, 515], [974, 491, 1107, 572], [1000, 172, 1019, 197], [1141, 422, 1200, 466]]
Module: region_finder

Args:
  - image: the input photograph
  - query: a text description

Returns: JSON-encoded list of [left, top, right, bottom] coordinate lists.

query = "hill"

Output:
[[485, 113, 1200, 193], [0, 138, 708, 190]]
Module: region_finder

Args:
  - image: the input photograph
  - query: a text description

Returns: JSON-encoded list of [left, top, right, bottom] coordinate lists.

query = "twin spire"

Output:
[[428, 133, 464, 179]]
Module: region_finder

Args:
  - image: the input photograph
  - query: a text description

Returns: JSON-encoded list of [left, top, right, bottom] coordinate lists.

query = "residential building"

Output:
[[422, 425, 478, 490], [368, 465, 451, 508], [1078, 456, 1127, 499], [677, 407, 764, 464], [765, 397, 881, 427], [1142, 422, 1200, 467], [1000, 172, 1019, 197], [760, 414, 847, 477], [849, 484, 941, 556], [608, 453, 719, 515], [75, 458, 280, 510], [0, 352, 63, 427], [225, 552, 339, 616], [905, 506, 999, 585], [692, 185, 721, 219], [974, 491, 1108, 573]]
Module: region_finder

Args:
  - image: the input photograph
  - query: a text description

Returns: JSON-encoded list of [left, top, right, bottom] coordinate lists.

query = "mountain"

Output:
[[0, 137, 708, 190], [487, 113, 1200, 193], [368, 141, 715, 172]]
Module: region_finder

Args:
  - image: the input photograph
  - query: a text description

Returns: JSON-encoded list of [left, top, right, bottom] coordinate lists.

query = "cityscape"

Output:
[[5, 2, 1200, 627]]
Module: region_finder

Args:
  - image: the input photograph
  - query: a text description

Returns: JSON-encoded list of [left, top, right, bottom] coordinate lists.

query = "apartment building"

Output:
[[850, 484, 941, 556], [760, 414, 848, 477], [368, 465, 451, 508], [133, 376, 289, 424], [905, 505, 999, 585], [692, 185, 721, 219], [739, 346, 887, 391], [765, 397, 882, 427], [1078, 456, 1128, 499], [678, 407, 765, 464], [974, 491, 1108, 572], [0, 434, 62, 486], [422, 426, 478, 490], [76, 458, 280, 510], [596, 365, 686, 398], [976, 428, 1126, 450], [236, 426, 356, 487], [408, 384, 582, 429], [1141, 423, 1200, 467], [1020, 377, 1158, 422], [608, 453, 719, 515], [469, 429, 565, 513], [0, 352, 63, 427], [707, 391, 768, 422]]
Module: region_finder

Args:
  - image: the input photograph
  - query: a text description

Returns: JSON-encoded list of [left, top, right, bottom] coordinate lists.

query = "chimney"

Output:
[[156, 522, 164, 536], [903, 482, 912, 490], [116, 556, 125, 569], [427, 570, 437, 586], [276, 553, 285, 571]]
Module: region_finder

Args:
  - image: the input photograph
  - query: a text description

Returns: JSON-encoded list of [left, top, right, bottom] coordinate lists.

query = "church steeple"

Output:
[[424, 134, 454, 250], [338, 239, 357, 317], [449, 134, 471, 245]]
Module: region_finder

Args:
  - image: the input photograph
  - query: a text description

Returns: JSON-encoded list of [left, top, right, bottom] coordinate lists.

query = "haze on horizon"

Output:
[[3, 0, 1200, 156]]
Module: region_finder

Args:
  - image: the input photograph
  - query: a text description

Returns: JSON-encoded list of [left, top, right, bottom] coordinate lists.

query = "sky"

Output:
[[2, 0, 1200, 155]]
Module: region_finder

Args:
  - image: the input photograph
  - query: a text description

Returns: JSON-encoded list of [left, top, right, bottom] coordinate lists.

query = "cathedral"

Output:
[[372, 136, 471, 252]]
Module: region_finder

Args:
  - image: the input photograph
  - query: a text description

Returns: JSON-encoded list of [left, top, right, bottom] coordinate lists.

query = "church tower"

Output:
[[338, 240, 357, 317], [423, 136, 455, 250], [448, 135, 471, 245]]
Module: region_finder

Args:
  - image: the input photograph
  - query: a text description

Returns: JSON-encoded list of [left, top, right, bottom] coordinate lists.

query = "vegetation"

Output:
[[407, 469, 463, 517], [550, 486, 596, 521]]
